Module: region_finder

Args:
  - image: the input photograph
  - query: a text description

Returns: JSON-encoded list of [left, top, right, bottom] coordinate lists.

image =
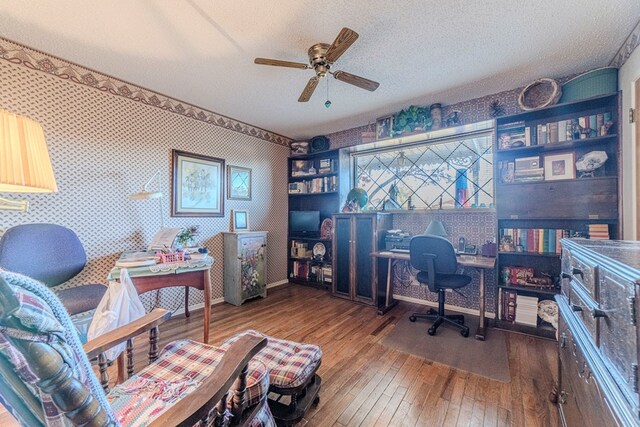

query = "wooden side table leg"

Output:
[[203, 271, 211, 344], [184, 286, 190, 318]]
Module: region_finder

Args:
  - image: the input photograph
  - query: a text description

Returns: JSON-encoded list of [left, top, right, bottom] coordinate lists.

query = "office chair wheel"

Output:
[[460, 328, 470, 337], [427, 327, 436, 336], [409, 315, 417, 322]]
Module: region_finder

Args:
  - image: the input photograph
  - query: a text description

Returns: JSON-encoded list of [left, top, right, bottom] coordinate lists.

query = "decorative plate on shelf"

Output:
[[312, 242, 326, 257], [320, 218, 333, 240], [538, 300, 558, 329]]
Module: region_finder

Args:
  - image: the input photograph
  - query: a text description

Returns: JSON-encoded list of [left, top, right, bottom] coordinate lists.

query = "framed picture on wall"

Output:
[[227, 165, 252, 200], [376, 115, 393, 140], [171, 149, 225, 217], [231, 209, 249, 232]]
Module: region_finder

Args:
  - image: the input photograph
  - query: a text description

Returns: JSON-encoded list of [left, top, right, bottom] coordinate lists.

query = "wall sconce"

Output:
[[0, 110, 58, 212], [129, 170, 165, 228]]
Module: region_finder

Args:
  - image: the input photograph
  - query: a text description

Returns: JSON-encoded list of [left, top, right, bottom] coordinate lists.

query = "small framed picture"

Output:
[[232, 209, 249, 232], [376, 115, 393, 140], [227, 165, 252, 200], [544, 152, 575, 181]]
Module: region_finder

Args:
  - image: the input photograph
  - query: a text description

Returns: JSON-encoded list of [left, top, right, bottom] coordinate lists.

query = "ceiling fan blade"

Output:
[[325, 27, 359, 63], [254, 58, 309, 69], [298, 77, 320, 102], [333, 70, 380, 92]]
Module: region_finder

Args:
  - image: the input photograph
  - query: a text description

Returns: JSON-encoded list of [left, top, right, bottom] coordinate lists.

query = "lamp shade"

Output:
[[425, 220, 447, 237], [0, 111, 58, 193]]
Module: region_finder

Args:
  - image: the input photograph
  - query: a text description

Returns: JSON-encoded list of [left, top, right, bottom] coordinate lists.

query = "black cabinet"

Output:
[[332, 213, 391, 305]]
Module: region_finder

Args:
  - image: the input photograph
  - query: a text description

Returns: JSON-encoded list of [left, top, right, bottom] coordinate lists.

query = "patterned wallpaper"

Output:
[[0, 39, 290, 312], [392, 211, 497, 312], [610, 18, 640, 68]]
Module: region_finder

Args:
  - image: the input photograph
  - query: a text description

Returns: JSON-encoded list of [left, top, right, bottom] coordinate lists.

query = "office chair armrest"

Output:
[[421, 253, 437, 288], [84, 308, 171, 359]]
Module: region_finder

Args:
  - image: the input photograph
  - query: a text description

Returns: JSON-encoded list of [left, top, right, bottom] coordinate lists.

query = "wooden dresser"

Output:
[[557, 239, 640, 426]]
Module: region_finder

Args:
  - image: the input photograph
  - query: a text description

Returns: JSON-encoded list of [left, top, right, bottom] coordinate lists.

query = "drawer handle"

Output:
[[591, 308, 608, 319], [571, 304, 583, 312], [572, 268, 584, 279], [560, 332, 567, 348], [561, 272, 571, 280]]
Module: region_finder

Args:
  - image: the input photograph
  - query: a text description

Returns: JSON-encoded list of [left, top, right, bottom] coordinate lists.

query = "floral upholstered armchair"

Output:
[[0, 270, 276, 427]]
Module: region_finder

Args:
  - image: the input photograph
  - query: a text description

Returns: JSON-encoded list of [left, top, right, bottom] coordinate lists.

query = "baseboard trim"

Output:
[[174, 279, 288, 315], [267, 279, 289, 289], [393, 294, 496, 319]]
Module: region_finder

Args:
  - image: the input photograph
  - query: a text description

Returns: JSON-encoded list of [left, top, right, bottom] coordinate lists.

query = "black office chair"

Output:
[[408, 235, 472, 337]]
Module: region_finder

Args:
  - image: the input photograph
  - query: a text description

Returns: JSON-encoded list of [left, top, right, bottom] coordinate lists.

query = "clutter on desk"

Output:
[[115, 250, 157, 267], [385, 229, 411, 251]]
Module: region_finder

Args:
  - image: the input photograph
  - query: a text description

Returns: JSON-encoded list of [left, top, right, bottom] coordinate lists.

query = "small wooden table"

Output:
[[371, 251, 496, 340], [108, 257, 213, 343]]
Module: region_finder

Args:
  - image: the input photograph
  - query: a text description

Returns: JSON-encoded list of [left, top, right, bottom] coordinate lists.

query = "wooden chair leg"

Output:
[[98, 353, 110, 393], [148, 327, 159, 364]]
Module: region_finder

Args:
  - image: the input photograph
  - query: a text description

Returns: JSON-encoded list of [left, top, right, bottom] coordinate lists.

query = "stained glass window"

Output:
[[352, 133, 494, 210]]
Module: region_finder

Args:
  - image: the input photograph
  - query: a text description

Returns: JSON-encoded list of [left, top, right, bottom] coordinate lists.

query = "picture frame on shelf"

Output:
[[290, 141, 309, 156], [544, 152, 575, 181], [171, 149, 224, 217], [376, 115, 393, 140], [227, 165, 252, 200], [231, 209, 249, 232], [291, 160, 314, 176]]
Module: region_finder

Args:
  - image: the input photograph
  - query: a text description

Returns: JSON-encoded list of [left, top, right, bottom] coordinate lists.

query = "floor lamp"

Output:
[[129, 170, 165, 228], [0, 110, 58, 212]]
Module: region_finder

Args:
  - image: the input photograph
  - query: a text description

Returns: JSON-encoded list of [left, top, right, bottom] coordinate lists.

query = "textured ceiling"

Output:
[[0, 1, 638, 140]]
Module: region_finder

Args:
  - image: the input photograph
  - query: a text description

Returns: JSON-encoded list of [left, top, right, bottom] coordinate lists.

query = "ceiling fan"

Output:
[[254, 27, 380, 102]]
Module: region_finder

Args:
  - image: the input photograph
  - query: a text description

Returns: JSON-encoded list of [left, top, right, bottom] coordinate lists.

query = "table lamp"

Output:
[[425, 219, 447, 237], [0, 110, 58, 212], [129, 170, 165, 228]]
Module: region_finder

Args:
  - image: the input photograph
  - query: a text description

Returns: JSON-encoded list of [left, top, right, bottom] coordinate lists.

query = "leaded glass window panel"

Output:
[[353, 133, 494, 210]]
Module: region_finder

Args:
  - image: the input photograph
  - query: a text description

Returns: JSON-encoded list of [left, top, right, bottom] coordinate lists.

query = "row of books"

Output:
[[500, 228, 581, 254], [498, 111, 613, 149], [288, 176, 338, 194], [588, 223, 610, 240], [290, 260, 332, 284], [501, 291, 539, 326]]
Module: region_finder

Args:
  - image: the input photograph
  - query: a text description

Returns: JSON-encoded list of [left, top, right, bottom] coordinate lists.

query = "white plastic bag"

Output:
[[87, 268, 145, 360]]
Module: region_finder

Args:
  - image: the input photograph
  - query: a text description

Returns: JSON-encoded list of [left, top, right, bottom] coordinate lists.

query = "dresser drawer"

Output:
[[598, 268, 639, 408], [558, 312, 615, 426], [569, 283, 599, 345], [568, 252, 599, 300]]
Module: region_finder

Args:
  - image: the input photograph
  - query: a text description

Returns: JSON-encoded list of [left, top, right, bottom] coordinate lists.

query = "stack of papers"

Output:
[[115, 251, 157, 268], [515, 295, 539, 327]]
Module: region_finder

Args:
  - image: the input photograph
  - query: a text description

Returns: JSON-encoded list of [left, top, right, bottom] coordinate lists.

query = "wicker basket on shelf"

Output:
[[156, 251, 185, 263], [518, 78, 562, 111]]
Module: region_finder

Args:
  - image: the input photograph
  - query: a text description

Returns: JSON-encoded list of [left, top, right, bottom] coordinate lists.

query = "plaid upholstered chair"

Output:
[[0, 270, 276, 427], [221, 331, 322, 426]]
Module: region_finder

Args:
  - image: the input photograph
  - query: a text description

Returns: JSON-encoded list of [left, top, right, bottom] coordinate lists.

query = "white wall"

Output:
[[620, 46, 640, 239]]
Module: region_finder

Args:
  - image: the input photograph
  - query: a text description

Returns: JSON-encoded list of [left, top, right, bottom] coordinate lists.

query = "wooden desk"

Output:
[[371, 251, 495, 340], [108, 259, 213, 343]]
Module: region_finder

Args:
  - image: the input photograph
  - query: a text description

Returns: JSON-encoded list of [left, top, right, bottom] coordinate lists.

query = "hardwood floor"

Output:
[[0, 283, 559, 426]]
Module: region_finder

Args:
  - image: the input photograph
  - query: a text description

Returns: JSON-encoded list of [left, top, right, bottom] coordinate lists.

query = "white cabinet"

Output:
[[223, 231, 268, 306]]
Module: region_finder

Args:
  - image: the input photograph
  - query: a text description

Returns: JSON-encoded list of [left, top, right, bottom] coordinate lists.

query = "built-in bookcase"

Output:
[[287, 149, 340, 289], [493, 92, 620, 339]]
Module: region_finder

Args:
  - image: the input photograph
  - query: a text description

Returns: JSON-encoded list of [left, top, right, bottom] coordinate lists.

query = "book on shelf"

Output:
[[588, 224, 610, 240], [502, 290, 517, 322]]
